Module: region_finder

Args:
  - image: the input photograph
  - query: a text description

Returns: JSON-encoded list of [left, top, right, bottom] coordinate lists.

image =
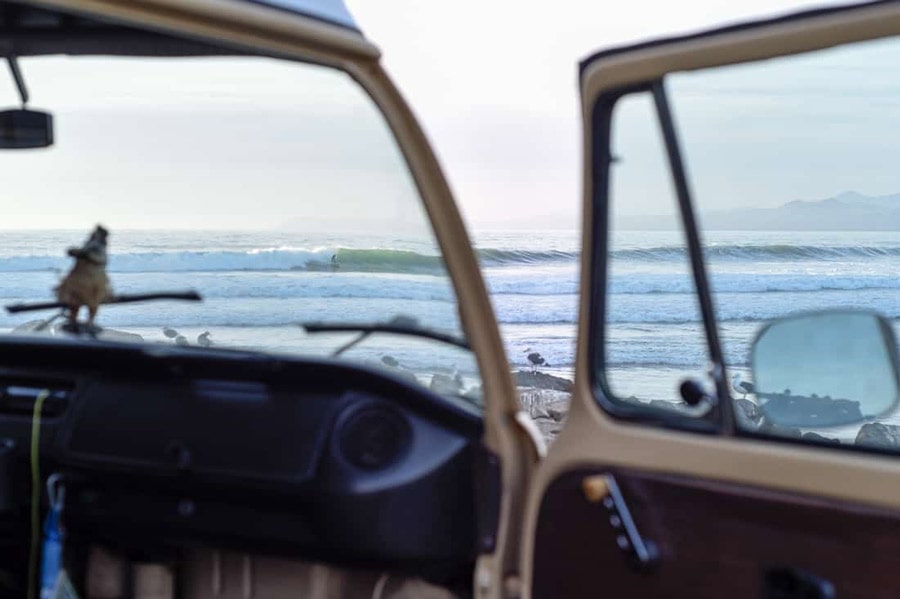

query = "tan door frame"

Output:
[[348, 60, 543, 599], [522, 1, 900, 595], [30, 1, 542, 596]]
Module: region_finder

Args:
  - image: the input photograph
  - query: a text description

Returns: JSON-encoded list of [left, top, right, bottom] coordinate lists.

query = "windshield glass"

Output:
[[0, 55, 480, 405]]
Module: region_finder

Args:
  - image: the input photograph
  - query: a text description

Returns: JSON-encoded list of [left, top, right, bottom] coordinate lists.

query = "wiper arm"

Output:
[[5, 290, 203, 314], [302, 318, 470, 357]]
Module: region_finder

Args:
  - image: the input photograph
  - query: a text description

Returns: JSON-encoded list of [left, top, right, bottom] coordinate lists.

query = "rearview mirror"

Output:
[[749, 310, 900, 428], [0, 109, 53, 149]]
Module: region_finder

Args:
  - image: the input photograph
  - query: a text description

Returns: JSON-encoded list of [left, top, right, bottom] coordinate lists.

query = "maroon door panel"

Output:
[[532, 468, 900, 598]]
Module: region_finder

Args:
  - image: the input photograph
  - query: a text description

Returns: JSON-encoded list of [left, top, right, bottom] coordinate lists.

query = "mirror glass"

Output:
[[751, 311, 899, 428], [0, 109, 53, 149]]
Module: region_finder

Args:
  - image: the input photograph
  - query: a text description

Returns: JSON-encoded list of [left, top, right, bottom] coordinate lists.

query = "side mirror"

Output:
[[748, 310, 900, 428], [0, 109, 53, 149]]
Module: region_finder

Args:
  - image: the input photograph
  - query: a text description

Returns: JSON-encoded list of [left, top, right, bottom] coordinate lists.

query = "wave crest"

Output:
[[615, 244, 900, 262], [0, 246, 579, 274]]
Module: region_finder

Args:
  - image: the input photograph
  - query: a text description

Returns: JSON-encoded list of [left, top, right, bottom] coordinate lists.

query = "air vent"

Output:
[[338, 405, 411, 470], [0, 380, 71, 417]]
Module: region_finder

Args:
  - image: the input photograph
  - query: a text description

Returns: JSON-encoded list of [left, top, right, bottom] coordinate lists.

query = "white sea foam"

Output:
[[0, 246, 577, 274]]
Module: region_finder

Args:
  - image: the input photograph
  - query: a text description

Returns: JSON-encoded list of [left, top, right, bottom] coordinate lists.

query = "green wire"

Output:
[[27, 389, 51, 599]]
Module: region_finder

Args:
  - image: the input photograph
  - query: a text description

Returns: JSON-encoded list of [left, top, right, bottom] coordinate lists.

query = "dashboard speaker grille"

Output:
[[338, 405, 410, 470]]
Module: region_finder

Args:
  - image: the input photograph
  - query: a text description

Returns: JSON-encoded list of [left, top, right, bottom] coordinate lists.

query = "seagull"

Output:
[[175, 335, 189, 346], [527, 352, 546, 372], [197, 331, 212, 347], [452, 366, 463, 388], [163, 327, 179, 339], [732, 373, 754, 398]]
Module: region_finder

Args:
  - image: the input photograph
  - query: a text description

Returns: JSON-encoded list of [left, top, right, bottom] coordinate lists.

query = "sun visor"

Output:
[[0, 0, 368, 57], [0, 4, 238, 57]]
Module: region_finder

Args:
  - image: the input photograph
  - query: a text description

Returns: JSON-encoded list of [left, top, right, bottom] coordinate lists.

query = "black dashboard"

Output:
[[0, 335, 483, 579]]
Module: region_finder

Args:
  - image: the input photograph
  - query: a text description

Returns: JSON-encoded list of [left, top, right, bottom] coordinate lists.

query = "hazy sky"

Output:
[[0, 0, 882, 230], [609, 33, 900, 217], [0, 57, 430, 231], [349, 0, 882, 224]]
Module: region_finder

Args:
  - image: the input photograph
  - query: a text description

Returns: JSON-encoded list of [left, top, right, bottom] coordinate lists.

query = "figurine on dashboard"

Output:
[[55, 225, 112, 327]]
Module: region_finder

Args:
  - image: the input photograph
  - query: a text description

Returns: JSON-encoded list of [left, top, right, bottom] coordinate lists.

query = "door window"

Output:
[[596, 35, 900, 449], [667, 35, 900, 448], [600, 92, 713, 422]]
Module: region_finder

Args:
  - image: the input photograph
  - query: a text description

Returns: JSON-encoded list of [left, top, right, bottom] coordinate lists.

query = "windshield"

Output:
[[0, 55, 480, 405]]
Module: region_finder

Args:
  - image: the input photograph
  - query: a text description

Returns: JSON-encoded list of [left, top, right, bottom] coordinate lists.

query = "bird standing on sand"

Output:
[[527, 351, 546, 373], [175, 335, 189, 346], [197, 331, 212, 347], [163, 327, 179, 339], [732, 373, 754, 398], [55, 225, 112, 326], [451, 366, 463, 388]]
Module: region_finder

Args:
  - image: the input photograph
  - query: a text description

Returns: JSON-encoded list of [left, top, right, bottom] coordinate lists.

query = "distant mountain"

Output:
[[618, 191, 900, 231]]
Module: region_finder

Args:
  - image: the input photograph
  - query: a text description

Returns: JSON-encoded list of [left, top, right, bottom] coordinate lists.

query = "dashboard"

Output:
[[0, 335, 483, 577]]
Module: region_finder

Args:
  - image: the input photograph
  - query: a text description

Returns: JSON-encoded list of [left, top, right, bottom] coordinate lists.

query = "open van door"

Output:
[[520, 2, 900, 597]]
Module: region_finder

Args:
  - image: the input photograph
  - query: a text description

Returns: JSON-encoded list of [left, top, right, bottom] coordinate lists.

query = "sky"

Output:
[[347, 0, 887, 225], [0, 0, 887, 230], [0, 57, 430, 231], [610, 34, 900, 218]]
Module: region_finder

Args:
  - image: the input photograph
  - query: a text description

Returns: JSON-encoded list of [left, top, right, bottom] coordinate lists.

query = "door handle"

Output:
[[582, 474, 658, 571]]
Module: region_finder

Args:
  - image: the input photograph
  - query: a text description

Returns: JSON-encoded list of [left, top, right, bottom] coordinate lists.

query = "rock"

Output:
[[532, 416, 563, 443], [758, 421, 802, 438], [461, 388, 483, 404], [367, 361, 418, 383], [759, 394, 862, 428], [546, 408, 565, 422], [514, 370, 573, 392], [856, 423, 900, 449], [735, 399, 761, 425], [648, 400, 689, 413], [802, 432, 840, 445], [430, 373, 462, 395], [516, 387, 571, 444], [529, 406, 550, 420]]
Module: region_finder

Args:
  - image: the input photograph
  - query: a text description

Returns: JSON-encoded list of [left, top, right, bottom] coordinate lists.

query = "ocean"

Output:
[[0, 228, 898, 420]]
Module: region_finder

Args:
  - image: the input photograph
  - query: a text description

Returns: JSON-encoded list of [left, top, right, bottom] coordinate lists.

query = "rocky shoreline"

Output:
[[734, 399, 900, 448], [516, 373, 900, 451], [514, 370, 573, 443]]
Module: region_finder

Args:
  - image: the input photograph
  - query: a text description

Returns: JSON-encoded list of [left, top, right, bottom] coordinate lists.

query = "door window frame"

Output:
[[587, 80, 727, 435], [584, 0, 900, 454]]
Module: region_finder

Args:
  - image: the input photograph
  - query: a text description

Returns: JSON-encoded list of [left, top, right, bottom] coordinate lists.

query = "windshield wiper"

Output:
[[6, 291, 203, 336], [5, 290, 203, 314], [302, 316, 470, 357]]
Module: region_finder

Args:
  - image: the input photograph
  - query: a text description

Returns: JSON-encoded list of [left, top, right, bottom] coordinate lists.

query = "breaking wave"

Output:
[[3, 242, 896, 275], [0, 247, 579, 274], [615, 244, 900, 262]]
